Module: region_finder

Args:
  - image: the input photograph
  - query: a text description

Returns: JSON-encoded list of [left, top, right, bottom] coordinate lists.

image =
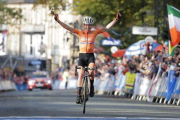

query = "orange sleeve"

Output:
[[73, 29, 80, 34], [96, 28, 103, 34]]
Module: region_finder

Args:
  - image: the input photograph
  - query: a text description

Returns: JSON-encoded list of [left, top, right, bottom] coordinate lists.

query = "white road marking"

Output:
[[0, 116, 179, 120]]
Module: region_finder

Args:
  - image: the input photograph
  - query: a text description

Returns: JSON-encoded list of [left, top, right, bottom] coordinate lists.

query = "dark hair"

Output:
[[162, 58, 166, 62], [154, 58, 159, 61], [176, 52, 179, 56], [177, 45, 180, 48]]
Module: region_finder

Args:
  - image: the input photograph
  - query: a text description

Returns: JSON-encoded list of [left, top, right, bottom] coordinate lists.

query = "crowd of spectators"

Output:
[[114, 49, 162, 79], [1, 40, 179, 91], [0, 68, 29, 90], [73, 41, 180, 82], [0, 69, 13, 81], [109, 41, 180, 81]]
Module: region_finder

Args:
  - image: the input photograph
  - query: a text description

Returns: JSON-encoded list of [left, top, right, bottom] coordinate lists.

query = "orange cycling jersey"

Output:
[[73, 28, 103, 53]]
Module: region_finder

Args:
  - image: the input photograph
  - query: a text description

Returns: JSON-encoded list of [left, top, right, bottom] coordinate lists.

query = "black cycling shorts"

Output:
[[78, 53, 95, 67]]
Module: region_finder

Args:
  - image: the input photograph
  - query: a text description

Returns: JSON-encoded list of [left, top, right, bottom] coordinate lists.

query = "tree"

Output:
[[0, 1, 23, 26], [33, 0, 66, 14], [34, 0, 180, 50], [73, 0, 180, 50], [73, 0, 155, 49]]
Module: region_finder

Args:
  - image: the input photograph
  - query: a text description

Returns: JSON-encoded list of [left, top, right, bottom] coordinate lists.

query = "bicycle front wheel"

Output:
[[83, 77, 88, 114]]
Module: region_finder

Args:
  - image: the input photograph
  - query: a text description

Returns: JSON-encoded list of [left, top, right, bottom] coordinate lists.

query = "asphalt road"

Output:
[[0, 89, 180, 119]]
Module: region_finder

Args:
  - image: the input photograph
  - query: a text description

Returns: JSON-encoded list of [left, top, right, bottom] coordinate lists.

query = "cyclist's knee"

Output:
[[78, 70, 84, 77], [89, 71, 94, 77]]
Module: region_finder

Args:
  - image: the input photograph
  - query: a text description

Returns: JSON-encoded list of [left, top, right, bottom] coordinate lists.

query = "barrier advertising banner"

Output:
[[133, 73, 142, 98], [167, 70, 177, 101], [101, 39, 121, 46], [147, 63, 162, 102]]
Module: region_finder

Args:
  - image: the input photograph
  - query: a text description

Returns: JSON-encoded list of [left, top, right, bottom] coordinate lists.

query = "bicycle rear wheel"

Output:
[[83, 77, 88, 114]]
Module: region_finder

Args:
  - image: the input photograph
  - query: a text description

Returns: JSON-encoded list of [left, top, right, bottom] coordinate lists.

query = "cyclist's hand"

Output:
[[116, 12, 122, 20], [54, 14, 59, 21]]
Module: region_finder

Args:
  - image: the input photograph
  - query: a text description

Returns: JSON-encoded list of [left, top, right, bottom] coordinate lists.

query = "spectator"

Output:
[[63, 69, 69, 89]]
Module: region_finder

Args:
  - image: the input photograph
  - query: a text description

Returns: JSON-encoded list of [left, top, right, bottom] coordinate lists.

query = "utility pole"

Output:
[[46, 6, 51, 73], [162, 0, 169, 40], [163, 0, 168, 29], [154, 0, 159, 41], [141, 0, 145, 26], [154, 0, 169, 42], [18, 4, 22, 57]]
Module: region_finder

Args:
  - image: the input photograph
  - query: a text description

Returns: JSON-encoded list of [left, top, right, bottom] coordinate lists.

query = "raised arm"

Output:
[[54, 14, 74, 33], [101, 12, 122, 32]]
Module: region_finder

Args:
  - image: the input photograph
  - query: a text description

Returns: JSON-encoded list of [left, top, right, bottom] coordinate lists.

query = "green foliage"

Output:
[[73, 0, 180, 51], [34, 0, 66, 14], [34, 0, 180, 52], [168, 0, 180, 10], [73, 0, 156, 50], [0, 1, 23, 26]]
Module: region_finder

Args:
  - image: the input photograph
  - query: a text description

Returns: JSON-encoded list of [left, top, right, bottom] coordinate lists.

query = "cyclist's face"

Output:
[[84, 24, 92, 32]]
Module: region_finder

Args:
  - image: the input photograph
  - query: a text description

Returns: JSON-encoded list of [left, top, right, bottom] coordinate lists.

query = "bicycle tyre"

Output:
[[83, 77, 87, 114]]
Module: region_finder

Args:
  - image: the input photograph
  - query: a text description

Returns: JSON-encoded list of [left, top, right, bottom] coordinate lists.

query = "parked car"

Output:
[[28, 71, 52, 91]]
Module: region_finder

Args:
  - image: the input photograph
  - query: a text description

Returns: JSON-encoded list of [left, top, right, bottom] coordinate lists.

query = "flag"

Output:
[[168, 41, 177, 56], [167, 5, 180, 48], [2, 30, 8, 39], [1, 30, 8, 44], [0, 30, 8, 53]]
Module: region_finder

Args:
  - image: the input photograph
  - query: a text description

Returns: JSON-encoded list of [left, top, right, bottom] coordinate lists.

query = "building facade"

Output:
[[0, 0, 81, 74]]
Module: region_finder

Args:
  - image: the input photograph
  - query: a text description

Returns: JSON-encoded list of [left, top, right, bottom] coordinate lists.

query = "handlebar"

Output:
[[75, 66, 98, 76]]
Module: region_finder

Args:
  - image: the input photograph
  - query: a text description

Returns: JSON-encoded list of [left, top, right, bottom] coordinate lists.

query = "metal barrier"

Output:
[[55, 78, 77, 89], [0, 80, 17, 91], [156, 73, 168, 98], [95, 65, 180, 106], [137, 76, 150, 96], [95, 74, 116, 95], [114, 73, 126, 93]]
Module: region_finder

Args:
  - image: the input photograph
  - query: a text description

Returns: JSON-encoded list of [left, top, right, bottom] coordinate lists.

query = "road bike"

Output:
[[75, 66, 97, 114]]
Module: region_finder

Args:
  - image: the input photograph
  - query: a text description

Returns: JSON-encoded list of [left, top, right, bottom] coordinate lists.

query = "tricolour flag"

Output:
[[168, 41, 177, 56], [2, 30, 8, 40], [167, 5, 180, 55]]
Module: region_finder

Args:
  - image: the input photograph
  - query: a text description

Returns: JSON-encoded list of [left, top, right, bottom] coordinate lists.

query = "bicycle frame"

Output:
[[75, 66, 97, 114]]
